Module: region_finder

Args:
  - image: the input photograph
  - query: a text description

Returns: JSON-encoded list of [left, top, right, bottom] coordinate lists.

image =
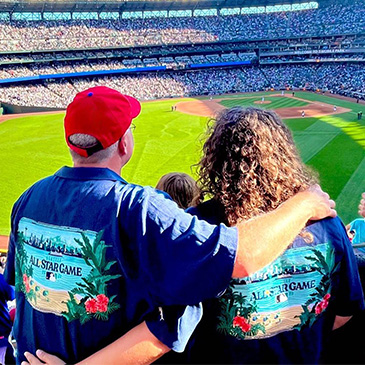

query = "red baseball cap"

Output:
[[64, 86, 141, 157]]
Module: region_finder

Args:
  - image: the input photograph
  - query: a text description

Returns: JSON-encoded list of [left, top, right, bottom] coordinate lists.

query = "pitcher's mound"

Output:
[[254, 101, 272, 105]]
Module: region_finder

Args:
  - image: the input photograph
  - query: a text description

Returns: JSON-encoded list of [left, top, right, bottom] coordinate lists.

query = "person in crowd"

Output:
[[359, 192, 365, 217], [348, 229, 356, 243], [346, 192, 365, 244], [156, 172, 200, 210], [8, 87, 335, 365], [157, 107, 364, 364], [0, 256, 7, 271]]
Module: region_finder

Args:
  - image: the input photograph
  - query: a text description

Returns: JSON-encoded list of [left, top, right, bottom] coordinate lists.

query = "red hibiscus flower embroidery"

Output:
[[25, 282, 31, 293], [96, 294, 109, 313], [315, 301, 324, 314], [315, 293, 331, 315], [23, 274, 28, 284], [233, 315, 251, 332], [85, 298, 98, 313]]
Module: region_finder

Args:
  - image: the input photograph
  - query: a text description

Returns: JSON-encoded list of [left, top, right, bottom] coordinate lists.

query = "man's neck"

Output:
[[73, 162, 121, 176]]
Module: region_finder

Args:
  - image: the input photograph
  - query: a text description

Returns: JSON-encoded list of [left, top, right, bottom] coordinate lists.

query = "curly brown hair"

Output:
[[198, 107, 318, 226]]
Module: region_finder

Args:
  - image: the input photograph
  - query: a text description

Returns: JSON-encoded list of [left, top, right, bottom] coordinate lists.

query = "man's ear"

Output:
[[118, 136, 127, 155]]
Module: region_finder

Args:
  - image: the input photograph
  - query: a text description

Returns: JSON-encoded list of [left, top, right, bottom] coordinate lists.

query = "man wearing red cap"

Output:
[[5, 86, 336, 364]]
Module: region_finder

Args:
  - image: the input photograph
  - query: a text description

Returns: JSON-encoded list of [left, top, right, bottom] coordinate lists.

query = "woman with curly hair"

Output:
[[166, 106, 363, 364], [196, 106, 317, 226]]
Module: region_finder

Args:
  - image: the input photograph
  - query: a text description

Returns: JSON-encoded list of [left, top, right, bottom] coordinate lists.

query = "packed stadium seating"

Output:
[[1, 62, 364, 108], [0, 0, 364, 108], [0, 1, 364, 52]]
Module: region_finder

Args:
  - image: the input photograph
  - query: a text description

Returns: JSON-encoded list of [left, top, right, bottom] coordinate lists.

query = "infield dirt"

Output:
[[176, 94, 350, 118]]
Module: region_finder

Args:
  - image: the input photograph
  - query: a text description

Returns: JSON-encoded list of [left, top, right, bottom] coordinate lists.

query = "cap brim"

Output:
[[125, 95, 141, 119]]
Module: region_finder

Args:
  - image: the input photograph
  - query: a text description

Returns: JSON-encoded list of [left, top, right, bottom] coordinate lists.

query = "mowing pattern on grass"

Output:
[[219, 96, 309, 109], [0, 92, 364, 234], [335, 157, 365, 222]]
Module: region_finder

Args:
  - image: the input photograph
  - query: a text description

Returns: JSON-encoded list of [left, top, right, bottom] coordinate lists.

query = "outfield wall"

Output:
[[1, 102, 63, 115]]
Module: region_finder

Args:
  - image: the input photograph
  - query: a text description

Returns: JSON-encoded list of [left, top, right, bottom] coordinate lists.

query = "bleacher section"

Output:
[[0, 0, 364, 107]]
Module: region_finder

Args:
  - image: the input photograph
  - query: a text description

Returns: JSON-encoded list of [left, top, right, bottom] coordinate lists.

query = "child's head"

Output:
[[156, 172, 200, 209]]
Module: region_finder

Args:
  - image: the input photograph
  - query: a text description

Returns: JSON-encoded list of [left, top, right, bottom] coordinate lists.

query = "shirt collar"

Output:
[[55, 166, 127, 183]]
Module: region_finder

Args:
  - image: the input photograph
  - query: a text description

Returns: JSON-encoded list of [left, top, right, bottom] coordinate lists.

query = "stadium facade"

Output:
[[0, 0, 322, 19]]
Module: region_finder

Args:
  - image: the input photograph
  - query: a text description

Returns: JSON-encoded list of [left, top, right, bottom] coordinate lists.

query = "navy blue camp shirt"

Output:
[[4, 167, 237, 363], [153, 200, 364, 365]]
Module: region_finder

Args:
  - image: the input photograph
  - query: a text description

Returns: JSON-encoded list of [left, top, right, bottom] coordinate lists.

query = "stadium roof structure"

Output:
[[0, 0, 344, 13]]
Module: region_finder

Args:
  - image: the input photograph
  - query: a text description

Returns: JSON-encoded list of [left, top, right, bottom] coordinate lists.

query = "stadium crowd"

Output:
[[0, 1, 364, 51], [0, 52, 258, 79], [262, 54, 365, 63], [0, 34, 363, 65], [0, 63, 364, 108], [262, 63, 365, 95]]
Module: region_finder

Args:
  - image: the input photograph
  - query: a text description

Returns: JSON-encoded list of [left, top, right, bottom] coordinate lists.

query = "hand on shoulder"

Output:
[[299, 184, 337, 221]]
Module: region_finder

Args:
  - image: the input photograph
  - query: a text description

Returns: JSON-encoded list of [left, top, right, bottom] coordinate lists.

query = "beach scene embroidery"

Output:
[[15, 217, 121, 324], [217, 243, 335, 340]]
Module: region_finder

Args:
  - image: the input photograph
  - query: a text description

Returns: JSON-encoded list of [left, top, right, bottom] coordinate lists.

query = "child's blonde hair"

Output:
[[156, 172, 201, 209]]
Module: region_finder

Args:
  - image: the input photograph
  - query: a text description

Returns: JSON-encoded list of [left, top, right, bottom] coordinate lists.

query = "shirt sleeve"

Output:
[[0, 274, 14, 301], [145, 303, 202, 352], [4, 189, 33, 287], [119, 186, 238, 306], [330, 218, 365, 316]]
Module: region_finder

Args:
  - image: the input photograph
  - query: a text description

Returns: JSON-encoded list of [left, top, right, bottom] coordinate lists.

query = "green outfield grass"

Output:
[[0, 91, 364, 235]]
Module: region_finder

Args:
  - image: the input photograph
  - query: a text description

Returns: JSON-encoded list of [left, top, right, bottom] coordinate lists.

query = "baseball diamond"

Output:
[[0, 91, 364, 244]]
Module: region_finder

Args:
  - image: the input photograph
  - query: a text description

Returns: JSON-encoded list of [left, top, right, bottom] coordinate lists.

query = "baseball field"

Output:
[[0, 91, 364, 239]]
